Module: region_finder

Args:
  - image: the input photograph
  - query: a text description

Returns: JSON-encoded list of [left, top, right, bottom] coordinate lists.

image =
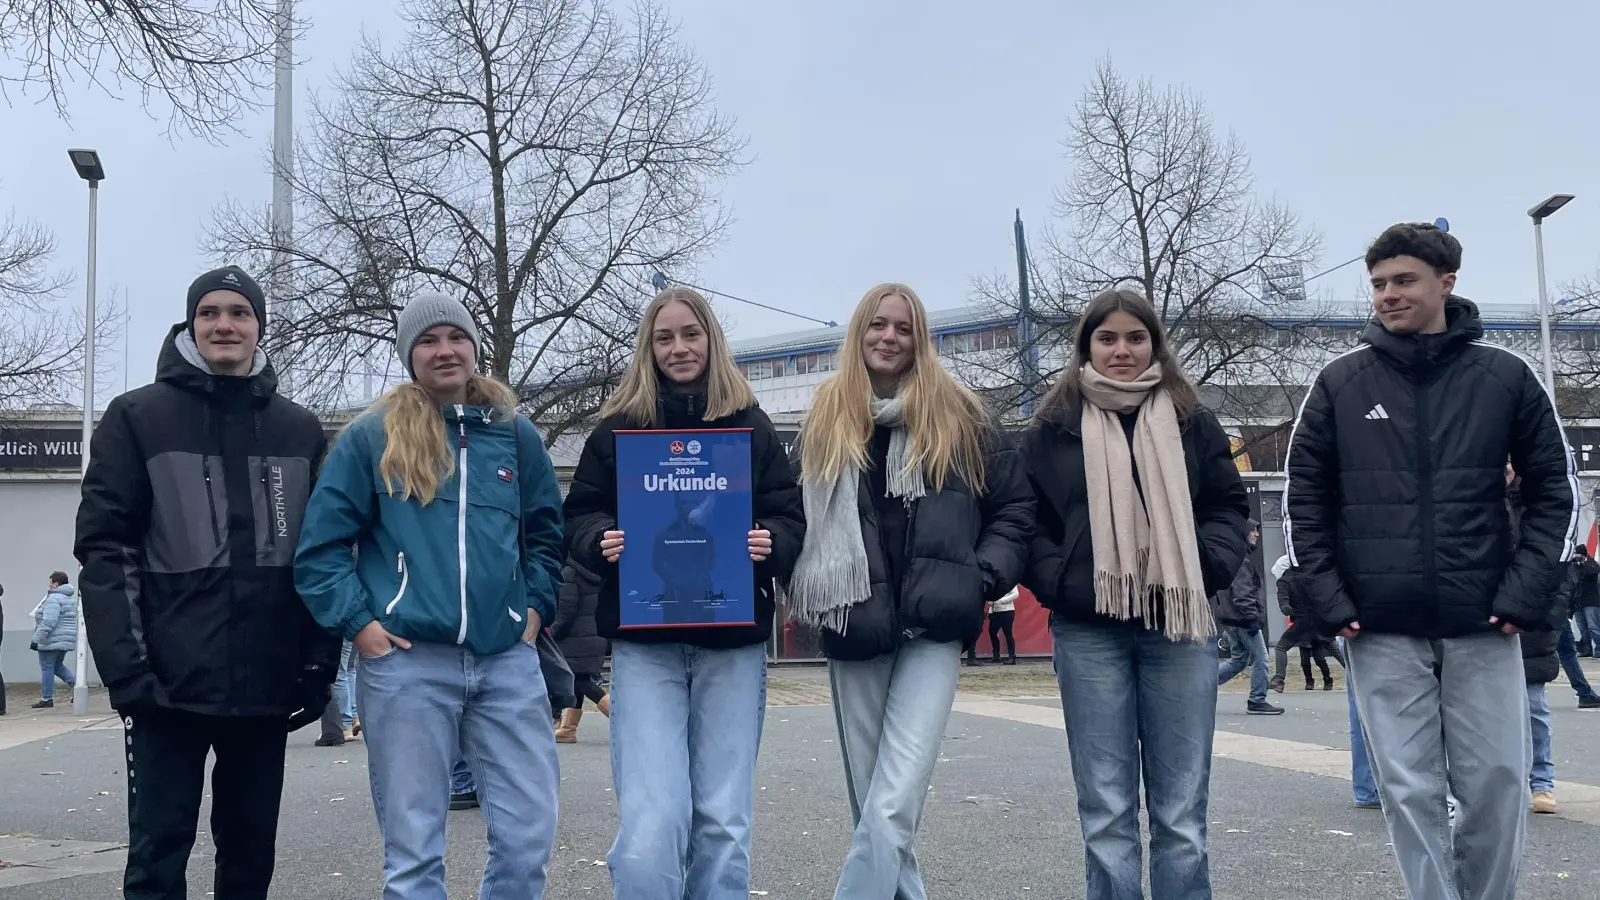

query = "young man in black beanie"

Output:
[[75, 264, 338, 900]]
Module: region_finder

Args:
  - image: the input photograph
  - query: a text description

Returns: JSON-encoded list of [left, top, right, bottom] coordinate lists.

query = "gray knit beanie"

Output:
[[395, 292, 481, 378]]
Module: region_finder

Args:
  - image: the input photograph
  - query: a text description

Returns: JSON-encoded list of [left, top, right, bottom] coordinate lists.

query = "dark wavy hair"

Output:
[[1034, 288, 1199, 426], [1365, 222, 1462, 275]]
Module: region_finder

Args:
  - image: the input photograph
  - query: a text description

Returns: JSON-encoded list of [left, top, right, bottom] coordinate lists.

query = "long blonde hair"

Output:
[[601, 287, 756, 427], [799, 283, 990, 494], [372, 374, 520, 505]]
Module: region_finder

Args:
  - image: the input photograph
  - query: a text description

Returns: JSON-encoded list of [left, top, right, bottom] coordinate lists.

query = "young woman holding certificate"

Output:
[[787, 282, 1034, 900], [563, 286, 805, 900], [294, 292, 567, 899], [1021, 288, 1248, 900]]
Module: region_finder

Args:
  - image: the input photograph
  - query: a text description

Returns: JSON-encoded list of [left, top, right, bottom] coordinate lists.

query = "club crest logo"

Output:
[[687, 439, 702, 455], [669, 440, 686, 455]]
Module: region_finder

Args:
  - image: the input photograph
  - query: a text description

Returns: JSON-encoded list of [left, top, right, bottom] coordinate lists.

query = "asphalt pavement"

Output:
[[3, 663, 1599, 899]]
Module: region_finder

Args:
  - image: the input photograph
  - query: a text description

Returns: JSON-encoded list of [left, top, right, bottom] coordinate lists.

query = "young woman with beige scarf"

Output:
[[787, 282, 1034, 900], [1020, 288, 1249, 900]]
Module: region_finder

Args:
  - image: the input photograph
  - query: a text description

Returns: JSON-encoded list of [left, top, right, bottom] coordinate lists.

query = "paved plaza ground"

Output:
[[3, 660, 1599, 898]]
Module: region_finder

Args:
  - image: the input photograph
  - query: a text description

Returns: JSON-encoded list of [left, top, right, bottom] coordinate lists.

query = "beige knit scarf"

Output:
[[1078, 362, 1212, 641]]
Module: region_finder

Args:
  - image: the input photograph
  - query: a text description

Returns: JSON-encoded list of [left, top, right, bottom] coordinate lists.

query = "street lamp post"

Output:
[[67, 148, 105, 716], [1530, 194, 1575, 401]]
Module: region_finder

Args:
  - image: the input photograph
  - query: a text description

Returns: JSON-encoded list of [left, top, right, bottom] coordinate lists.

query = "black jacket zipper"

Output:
[[899, 498, 920, 641], [1415, 379, 1438, 630]]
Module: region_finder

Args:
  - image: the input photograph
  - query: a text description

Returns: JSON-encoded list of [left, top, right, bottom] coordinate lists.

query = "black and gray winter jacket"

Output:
[[74, 324, 338, 716], [1212, 556, 1263, 629], [807, 424, 1036, 662], [1285, 297, 1579, 639]]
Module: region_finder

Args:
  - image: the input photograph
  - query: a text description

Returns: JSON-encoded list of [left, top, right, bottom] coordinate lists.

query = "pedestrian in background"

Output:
[[563, 286, 805, 900], [989, 586, 1019, 665], [551, 558, 609, 743], [1213, 520, 1282, 715], [1571, 545, 1599, 656], [1023, 287, 1249, 900], [75, 265, 338, 900], [296, 291, 567, 900], [789, 282, 1033, 900], [0, 583, 8, 716], [29, 571, 79, 709]]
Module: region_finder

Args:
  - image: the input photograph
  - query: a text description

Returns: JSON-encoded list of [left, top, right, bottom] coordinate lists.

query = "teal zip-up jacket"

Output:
[[294, 404, 564, 656]]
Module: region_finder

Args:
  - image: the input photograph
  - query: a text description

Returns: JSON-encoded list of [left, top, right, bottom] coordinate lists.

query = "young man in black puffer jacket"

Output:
[[1286, 224, 1578, 900]]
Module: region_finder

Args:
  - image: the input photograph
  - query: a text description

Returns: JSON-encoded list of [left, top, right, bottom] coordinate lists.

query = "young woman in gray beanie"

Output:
[[563, 286, 805, 900], [295, 291, 567, 899]]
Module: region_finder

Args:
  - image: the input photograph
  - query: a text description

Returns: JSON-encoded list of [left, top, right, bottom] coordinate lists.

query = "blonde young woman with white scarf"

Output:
[[787, 282, 1034, 900], [1020, 288, 1249, 900]]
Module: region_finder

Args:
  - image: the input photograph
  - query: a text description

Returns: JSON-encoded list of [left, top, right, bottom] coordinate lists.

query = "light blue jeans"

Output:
[[1052, 616, 1217, 900], [1528, 683, 1554, 793], [37, 649, 74, 701], [359, 640, 560, 900], [828, 638, 962, 900], [336, 640, 359, 730], [1345, 640, 1379, 806], [607, 640, 767, 900], [1216, 625, 1268, 704]]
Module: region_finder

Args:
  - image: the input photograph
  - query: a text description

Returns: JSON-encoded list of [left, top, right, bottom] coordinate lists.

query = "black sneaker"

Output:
[[1579, 695, 1600, 710], [1002, 657, 1017, 666], [314, 735, 346, 747], [1266, 678, 1285, 694], [1247, 700, 1285, 715], [449, 791, 479, 811], [30, 699, 53, 709]]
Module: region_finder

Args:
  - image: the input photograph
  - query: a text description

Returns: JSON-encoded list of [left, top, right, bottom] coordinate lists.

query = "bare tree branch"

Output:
[[206, 0, 744, 444], [0, 0, 292, 139], [962, 61, 1330, 459]]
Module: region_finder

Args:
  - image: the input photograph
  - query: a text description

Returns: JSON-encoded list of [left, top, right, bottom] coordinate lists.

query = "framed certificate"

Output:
[[614, 428, 755, 629]]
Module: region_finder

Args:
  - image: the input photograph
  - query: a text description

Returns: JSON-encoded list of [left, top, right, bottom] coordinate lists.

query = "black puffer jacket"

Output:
[[1523, 560, 1573, 684], [564, 390, 805, 650], [1574, 555, 1600, 609], [74, 324, 338, 716], [1285, 297, 1579, 638], [806, 425, 1035, 661], [551, 560, 606, 678], [1023, 406, 1250, 624]]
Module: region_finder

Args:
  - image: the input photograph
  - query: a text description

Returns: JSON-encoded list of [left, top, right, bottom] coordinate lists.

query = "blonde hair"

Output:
[[372, 374, 520, 505], [799, 283, 990, 494], [601, 287, 756, 427]]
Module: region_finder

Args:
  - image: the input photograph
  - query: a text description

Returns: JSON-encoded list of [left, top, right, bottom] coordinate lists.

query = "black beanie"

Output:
[[186, 266, 267, 335]]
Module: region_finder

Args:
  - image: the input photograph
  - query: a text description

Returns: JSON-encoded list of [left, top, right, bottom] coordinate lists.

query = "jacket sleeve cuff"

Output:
[[343, 612, 376, 642]]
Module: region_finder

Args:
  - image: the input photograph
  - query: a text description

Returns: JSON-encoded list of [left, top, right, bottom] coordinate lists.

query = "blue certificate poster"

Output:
[[615, 428, 755, 629]]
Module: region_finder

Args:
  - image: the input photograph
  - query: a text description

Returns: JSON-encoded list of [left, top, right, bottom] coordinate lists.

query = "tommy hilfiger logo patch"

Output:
[[496, 466, 514, 482], [1364, 404, 1390, 420]]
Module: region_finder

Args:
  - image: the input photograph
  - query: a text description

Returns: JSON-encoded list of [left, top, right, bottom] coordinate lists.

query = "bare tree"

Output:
[[963, 62, 1330, 466], [206, 0, 743, 443], [0, 205, 124, 407], [0, 0, 290, 139]]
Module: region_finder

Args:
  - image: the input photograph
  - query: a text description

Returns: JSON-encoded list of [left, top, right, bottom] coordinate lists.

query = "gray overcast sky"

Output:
[[6, 0, 1600, 398]]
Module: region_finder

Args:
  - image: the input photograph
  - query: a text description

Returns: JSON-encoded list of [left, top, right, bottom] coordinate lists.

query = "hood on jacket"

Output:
[[1363, 295, 1485, 375], [156, 323, 277, 403], [50, 583, 76, 599]]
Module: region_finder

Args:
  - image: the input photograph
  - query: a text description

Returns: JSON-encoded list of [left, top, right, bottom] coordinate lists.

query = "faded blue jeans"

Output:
[[1052, 616, 1217, 900], [607, 640, 767, 900], [359, 640, 560, 900], [37, 649, 74, 701], [1528, 683, 1554, 793], [1345, 640, 1379, 806], [828, 638, 962, 900], [1216, 625, 1268, 704]]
